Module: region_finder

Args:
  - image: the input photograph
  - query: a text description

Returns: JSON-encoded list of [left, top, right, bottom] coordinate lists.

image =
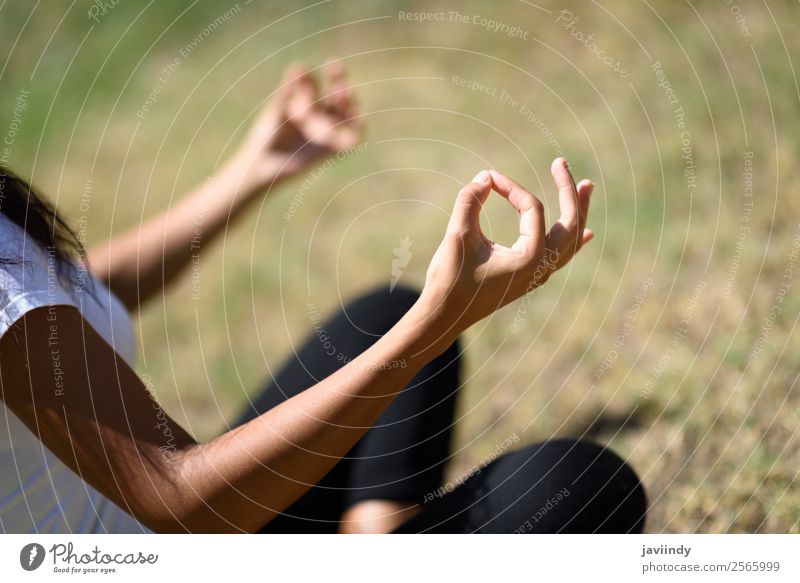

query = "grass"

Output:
[[1, 0, 799, 533]]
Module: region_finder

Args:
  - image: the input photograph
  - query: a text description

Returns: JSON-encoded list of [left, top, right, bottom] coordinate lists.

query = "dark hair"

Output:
[[0, 165, 89, 288]]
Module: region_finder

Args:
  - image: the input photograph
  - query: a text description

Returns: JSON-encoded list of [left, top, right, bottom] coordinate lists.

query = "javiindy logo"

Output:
[[19, 543, 46, 571]]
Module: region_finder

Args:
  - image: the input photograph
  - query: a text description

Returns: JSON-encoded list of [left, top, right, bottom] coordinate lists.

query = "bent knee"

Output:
[[529, 438, 647, 533], [344, 284, 421, 335], [478, 438, 647, 533]]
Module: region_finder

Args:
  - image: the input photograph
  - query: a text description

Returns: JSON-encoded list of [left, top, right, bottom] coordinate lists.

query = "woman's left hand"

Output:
[[229, 62, 363, 193]]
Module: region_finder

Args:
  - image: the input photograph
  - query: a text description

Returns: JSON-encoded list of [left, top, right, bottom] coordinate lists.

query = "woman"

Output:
[[0, 64, 646, 533]]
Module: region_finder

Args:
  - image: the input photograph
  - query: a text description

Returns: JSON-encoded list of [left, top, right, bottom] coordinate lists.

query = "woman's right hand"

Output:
[[420, 158, 594, 337]]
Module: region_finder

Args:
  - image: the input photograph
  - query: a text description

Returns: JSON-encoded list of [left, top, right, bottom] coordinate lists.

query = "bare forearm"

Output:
[[149, 295, 454, 532], [87, 159, 274, 310], [86, 61, 363, 311]]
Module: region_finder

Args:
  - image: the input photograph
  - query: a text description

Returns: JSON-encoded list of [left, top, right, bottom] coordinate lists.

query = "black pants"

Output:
[[236, 285, 647, 533]]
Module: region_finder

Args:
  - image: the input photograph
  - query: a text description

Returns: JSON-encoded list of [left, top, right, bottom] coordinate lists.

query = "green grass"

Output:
[[1, 0, 799, 532]]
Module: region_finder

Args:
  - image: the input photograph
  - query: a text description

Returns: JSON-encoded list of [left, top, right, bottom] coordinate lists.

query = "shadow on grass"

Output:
[[568, 402, 659, 440]]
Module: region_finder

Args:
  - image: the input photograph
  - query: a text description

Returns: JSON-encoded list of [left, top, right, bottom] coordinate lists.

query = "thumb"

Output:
[[448, 170, 492, 236]]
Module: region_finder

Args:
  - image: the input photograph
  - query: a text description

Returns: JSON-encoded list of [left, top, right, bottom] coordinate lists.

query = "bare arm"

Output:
[[0, 297, 452, 533], [88, 63, 361, 310], [0, 161, 592, 533]]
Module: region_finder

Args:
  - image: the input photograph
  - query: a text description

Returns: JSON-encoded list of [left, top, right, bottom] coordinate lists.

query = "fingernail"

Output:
[[472, 170, 490, 184]]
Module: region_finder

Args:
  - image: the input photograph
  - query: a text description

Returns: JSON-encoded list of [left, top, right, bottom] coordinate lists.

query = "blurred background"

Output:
[[1, 0, 798, 532]]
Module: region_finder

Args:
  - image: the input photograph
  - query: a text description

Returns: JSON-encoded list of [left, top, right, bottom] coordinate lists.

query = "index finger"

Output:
[[488, 170, 546, 254], [324, 60, 352, 116], [551, 157, 578, 230]]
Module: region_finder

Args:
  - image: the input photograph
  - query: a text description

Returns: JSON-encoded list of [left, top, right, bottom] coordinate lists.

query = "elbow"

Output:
[[112, 449, 220, 533], [122, 480, 199, 533], [126, 447, 255, 533]]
